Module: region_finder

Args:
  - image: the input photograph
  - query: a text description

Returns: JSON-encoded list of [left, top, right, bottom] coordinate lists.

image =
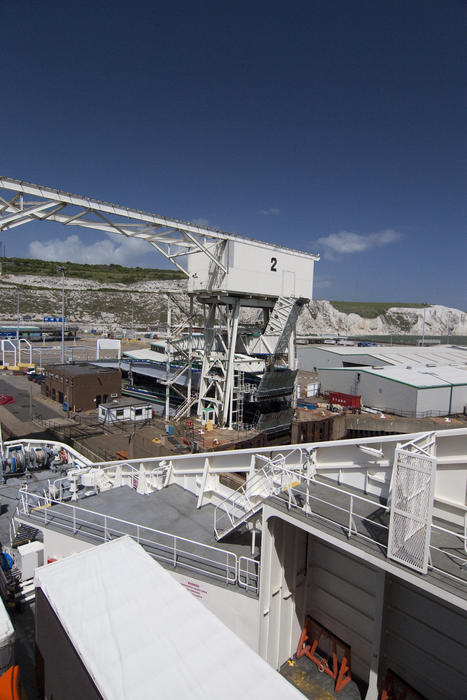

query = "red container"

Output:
[[328, 391, 361, 409]]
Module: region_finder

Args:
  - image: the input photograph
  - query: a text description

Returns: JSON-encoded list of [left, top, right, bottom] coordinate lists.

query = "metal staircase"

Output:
[[214, 453, 302, 540], [248, 297, 304, 355], [173, 392, 199, 421]]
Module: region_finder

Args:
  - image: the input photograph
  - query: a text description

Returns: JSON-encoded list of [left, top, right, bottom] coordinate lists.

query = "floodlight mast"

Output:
[[0, 177, 319, 426]]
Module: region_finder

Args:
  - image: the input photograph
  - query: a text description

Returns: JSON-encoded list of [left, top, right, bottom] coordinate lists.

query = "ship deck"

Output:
[[15, 484, 260, 595], [12, 472, 467, 606], [267, 475, 467, 607]]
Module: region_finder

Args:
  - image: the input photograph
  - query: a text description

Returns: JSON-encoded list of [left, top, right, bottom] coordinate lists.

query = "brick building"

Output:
[[42, 364, 121, 412]]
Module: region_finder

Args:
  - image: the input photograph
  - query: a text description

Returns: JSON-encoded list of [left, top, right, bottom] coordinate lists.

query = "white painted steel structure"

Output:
[[9, 428, 467, 699], [387, 434, 437, 573], [0, 177, 319, 425], [9, 428, 467, 583], [0, 338, 32, 368]]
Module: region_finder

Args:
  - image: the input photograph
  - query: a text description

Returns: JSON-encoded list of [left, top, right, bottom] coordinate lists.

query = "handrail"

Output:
[[238, 556, 260, 593], [214, 450, 305, 539], [268, 472, 467, 586], [214, 466, 277, 539], [17, 489, 242, 588]]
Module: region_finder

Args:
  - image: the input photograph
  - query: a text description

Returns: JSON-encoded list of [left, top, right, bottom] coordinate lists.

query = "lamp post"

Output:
[[57, 266, 66, 364], [421, 305, 426, 346], [16, 287, 20, 340]]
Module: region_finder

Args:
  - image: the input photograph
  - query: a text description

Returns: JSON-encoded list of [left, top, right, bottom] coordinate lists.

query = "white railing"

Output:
[[16, 489, 260, 593], [214, 450, 305, 539], [238, 556, 260, 593], [268, 468, 467, 587], [214, 467, 275, 539], [47, 461, 149, 498]]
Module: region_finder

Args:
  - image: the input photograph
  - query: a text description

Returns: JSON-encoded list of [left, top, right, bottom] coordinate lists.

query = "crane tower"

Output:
[[0, 177, 319, 426]]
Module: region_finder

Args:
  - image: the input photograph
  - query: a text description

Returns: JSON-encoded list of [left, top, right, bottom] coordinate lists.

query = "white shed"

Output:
[[98, 397, 153, 423], [34, 536, 303, 700]]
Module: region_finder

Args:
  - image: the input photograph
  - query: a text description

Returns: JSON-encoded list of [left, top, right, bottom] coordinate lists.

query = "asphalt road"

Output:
[[0, 374, 60, 422]]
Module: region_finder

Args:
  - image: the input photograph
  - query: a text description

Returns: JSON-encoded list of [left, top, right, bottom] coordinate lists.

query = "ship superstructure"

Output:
[[5, 427, 467, 699]]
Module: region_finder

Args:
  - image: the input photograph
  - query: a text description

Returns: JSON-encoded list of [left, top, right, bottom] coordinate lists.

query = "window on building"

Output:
[[116, 409, 124, 417], [134, 408, 143, 417]]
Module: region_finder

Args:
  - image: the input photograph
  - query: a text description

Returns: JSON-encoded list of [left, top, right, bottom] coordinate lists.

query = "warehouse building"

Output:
[[42, 363, 121, 412], [317, 364, 467, 417], [298, 343, 467, 371]]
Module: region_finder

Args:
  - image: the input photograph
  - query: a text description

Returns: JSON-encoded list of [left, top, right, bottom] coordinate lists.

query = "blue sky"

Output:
[[1, 0, 465, 308]]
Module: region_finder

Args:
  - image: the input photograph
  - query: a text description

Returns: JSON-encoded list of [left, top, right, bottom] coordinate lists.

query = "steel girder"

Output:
[[0, 177, 315, 276]]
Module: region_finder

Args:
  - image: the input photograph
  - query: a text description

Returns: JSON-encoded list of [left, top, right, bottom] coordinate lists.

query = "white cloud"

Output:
[[316, 229, 402, 259], [28, 233, 152, 266], [314, 278, 332, 289], [258, 207, 280, 216]]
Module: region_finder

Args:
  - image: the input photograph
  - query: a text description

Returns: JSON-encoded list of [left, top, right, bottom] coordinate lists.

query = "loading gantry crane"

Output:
[[0, 177, 319, 427]]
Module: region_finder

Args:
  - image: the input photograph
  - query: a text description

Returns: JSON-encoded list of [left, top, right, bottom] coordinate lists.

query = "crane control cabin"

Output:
[[0, 177, 319, 426]]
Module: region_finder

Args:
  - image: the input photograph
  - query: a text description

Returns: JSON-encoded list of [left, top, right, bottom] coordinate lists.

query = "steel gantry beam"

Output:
[[0, 177, 310, 275]]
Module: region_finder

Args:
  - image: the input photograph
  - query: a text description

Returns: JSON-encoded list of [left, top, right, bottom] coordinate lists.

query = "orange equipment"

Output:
[[0, 666, 27, 700], [296, 615, 351, 693]]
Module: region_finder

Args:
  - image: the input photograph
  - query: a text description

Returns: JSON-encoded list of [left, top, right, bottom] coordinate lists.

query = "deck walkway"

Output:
[[268, 475, 466, 604]]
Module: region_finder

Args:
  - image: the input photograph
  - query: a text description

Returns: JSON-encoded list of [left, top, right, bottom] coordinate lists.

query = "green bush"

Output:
[[1, 257, 185, 283]]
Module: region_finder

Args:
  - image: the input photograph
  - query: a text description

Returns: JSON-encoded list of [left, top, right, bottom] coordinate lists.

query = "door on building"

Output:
[[282, 270, 296, 296]]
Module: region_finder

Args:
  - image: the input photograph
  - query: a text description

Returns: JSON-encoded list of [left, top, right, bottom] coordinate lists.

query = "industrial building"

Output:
[[317, 365, 467, 417], [42, 363, 121, 412], [298, 343, 467, 371]]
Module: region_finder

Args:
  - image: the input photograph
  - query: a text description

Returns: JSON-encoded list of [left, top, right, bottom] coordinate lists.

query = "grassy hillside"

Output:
[[330, 301, 429, 318], [0, 257, 185, 284]]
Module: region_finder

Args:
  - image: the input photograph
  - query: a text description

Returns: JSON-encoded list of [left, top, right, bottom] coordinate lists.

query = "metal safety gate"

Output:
[[387, 434, 437, 574]]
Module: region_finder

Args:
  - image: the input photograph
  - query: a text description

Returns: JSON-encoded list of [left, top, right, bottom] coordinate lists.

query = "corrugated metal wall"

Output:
[[305, 538, 380, 681], [261, 513, 467, 698], [381, 577, 467, 700]]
